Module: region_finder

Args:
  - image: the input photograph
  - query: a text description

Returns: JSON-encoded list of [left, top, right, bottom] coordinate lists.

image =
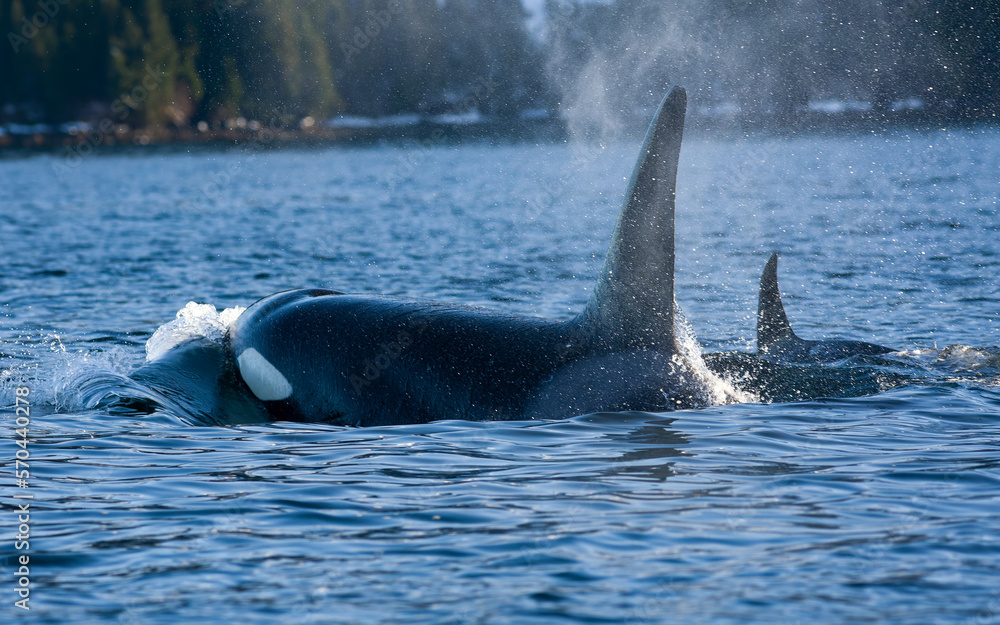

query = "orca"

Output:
[[757, 253, 895, 363], [134, 86, 739, 426], [129, 336, 272, 425]]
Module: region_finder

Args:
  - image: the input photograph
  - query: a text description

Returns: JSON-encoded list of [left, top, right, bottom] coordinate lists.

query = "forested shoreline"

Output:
[[1, 0, 998, 148], [1, 0, 545, 127]]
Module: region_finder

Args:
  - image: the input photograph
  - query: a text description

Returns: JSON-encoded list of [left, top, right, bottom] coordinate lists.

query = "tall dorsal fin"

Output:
[[579, 86, 686, 352], [757, 252, 797, 350]]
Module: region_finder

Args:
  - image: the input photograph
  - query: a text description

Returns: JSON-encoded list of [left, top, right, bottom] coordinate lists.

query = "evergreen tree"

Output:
[[106, 0, 180, 127], [3, 0, 997, 130]]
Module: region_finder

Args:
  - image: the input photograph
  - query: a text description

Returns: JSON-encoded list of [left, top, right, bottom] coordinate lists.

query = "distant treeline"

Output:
[[1, 0, 998, 130], [0, 0, 545, 127]]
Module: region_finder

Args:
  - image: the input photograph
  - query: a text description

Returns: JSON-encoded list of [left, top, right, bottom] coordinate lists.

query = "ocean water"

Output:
[[1, 126, 999, 624]]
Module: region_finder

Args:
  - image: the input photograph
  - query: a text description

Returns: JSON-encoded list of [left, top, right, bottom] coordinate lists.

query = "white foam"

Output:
[[145, 302, 246, 362], [673, 303, 754, 406], [236, 348, 292, 401], [899, 345, 1000, 370]]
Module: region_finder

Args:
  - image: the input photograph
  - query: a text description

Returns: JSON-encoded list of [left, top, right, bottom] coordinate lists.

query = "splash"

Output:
[[899, 345, 1000, 377], [0, 336, 140, 414], [673, 302, 754, 406], [50, 346, 138, 413], [146, 302, 246, 362]]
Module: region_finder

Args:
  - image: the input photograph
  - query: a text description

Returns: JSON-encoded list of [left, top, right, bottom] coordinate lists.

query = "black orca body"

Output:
[[135, 86, 737, 426], [757, 253, 895, 363], [229, 289, 706, 425], [129, 336, 272, 425]]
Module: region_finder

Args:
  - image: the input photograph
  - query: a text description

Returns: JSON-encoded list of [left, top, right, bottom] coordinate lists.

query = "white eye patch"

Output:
[[237, 348, 293, 401]]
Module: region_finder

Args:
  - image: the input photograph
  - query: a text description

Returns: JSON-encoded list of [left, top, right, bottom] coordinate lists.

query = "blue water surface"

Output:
[[1, 126, 999, 624]]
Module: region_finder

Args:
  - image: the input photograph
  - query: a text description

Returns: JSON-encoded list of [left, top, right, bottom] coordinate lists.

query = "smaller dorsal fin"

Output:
[[757, 253, 797, 351]]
